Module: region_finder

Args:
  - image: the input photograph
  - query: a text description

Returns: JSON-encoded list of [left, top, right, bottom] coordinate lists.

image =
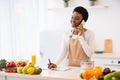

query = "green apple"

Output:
[[22, 66, 29, 74], [34, 67, 42, 74], [17, 67, 23, 73]]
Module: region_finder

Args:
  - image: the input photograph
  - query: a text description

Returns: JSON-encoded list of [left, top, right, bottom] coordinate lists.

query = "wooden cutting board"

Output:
[[104, 39, 112, 53]]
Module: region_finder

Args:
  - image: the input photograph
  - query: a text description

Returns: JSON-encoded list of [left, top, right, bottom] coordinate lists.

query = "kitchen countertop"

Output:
[[0, 67, 83, 80], [92, 53, 120, 59]]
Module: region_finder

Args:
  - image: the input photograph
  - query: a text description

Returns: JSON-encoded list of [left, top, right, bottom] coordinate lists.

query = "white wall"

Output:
[[0, 0, 120, 66], [39, 0, 120, 64], [44, 0, 120, 54], [0, 0, 45, 65]]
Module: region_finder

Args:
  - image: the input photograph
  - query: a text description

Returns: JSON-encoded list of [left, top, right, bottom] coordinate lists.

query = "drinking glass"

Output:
[[31, 54, 36, 65]]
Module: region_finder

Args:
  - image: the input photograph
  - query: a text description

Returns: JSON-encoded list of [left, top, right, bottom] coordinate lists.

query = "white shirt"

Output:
[[55, 29, 95, 65]]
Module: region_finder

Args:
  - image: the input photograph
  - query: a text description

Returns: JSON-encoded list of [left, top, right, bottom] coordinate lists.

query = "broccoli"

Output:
[[0, 59, 7, 71]]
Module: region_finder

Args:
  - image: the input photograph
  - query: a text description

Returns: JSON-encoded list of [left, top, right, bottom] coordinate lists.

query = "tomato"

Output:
[[4, 69, 11, 73], [4, 70, 8, 72], [4, 69, 17, 73], [12, 70, 17, 73]]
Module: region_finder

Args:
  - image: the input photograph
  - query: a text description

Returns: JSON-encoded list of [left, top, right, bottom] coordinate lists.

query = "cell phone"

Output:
[[76, 20, 84, 29], [79, 20, 84, 25]]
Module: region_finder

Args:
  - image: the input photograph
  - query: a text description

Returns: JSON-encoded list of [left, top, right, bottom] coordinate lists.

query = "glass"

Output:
[[80, 60, 94, 70], [31, 54, 36, 65]]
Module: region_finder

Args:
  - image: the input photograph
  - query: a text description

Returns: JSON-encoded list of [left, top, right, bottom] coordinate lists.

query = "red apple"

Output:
[[20, 62, 26, 67], [8, 61, 16, 67]]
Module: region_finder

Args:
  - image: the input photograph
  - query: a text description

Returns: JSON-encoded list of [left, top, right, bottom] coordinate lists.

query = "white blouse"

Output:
[[55, 29, 95, 65]]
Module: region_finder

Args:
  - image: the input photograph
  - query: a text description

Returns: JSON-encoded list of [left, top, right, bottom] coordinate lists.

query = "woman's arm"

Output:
[[55, 35, 68, 65], [78, 30, 95, 57]]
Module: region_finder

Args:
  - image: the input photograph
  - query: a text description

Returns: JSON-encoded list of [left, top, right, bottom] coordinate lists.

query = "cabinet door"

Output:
[[91, 58, 104, 66], [0, 76, 6, 80], [104, 59, 120, 69]]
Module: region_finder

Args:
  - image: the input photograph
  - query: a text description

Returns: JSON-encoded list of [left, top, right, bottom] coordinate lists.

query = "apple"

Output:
[[17, 67, 23, 73], [7, 61, 16, 67], [20, 62, 26, 67], [34, 67, 42, 74], [22, 66, 29, 74]]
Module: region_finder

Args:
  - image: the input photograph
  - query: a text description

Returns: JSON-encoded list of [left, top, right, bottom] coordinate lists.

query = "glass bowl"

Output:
[[80, 60, 94, 70]]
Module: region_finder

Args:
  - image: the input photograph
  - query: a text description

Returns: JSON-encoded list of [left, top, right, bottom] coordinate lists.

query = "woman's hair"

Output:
[[73, 6, 89, 22]]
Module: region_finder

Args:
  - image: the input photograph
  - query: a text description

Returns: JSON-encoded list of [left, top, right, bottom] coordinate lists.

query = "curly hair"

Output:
[[73, 6, 89, 22]]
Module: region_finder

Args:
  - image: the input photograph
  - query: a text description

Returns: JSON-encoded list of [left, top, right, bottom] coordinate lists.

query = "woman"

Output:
[[48, 6, 95, 69]]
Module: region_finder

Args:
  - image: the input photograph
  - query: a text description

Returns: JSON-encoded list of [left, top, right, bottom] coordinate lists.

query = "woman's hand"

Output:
[[72, 25, 84, 36], [48, 63, 57, 69]]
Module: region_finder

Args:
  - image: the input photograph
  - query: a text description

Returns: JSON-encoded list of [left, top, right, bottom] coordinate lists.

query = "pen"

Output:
[[48, 59, 51, 64]]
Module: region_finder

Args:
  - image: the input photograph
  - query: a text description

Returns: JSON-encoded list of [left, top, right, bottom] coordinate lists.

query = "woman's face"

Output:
[[70, 12, 83, 28]]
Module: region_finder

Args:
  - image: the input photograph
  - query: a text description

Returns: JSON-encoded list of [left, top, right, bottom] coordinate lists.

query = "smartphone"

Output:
[[79, 20, 83, 25], [79, 19, 84, 25], [76, 20, 84, 29]]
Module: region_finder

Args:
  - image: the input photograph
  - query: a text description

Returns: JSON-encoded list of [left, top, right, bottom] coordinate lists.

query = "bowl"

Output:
[[80, 60, 94, 70]]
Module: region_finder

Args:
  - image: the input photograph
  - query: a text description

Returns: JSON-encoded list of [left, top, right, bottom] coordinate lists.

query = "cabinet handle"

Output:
[[111, 61, 113, 63], [118, 61, 120, 64]]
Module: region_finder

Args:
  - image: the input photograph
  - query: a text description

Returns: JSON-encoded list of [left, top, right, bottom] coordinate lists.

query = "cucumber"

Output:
[[113, 71, 120, 79], [104, 73, 114, 80]]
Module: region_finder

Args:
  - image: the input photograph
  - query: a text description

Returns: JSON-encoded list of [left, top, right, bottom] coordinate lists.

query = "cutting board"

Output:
[[104, 39, 112, 53]]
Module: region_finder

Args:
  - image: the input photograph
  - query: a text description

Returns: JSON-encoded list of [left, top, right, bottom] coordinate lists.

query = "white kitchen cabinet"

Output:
[[92, 54, 120, 69], [104, 58, 120, 69], [0, 76, 5, 80], [91, 58, 105, 66]]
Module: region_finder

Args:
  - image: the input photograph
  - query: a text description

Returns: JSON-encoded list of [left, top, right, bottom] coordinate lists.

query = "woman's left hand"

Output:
[[72, 24, 85, 36], [75, 25, 84, 36]]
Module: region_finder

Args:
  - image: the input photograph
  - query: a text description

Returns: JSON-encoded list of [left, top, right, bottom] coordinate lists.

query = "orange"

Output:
[[94, 69, 103, 79], [93, 66, 103, 78], [27, 67, 35, 75], [82, 70, 94, 80]]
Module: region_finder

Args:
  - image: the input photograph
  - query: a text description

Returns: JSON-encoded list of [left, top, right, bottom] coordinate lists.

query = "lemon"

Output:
[[27, 67, 35, 75], [93, 66, 102, 71]]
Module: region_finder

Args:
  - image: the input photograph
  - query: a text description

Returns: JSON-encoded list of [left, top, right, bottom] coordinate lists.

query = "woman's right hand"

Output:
[[47, 63, 57, 69]]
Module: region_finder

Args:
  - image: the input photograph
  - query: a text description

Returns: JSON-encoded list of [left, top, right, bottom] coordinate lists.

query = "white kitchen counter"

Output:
[[0, 67, 83, 80], [1, 54, 120, 80]]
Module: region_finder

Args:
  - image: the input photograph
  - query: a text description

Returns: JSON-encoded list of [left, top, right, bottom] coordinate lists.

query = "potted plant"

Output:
[[89, 0, 96, 6], [63, 0, 70, 7]]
